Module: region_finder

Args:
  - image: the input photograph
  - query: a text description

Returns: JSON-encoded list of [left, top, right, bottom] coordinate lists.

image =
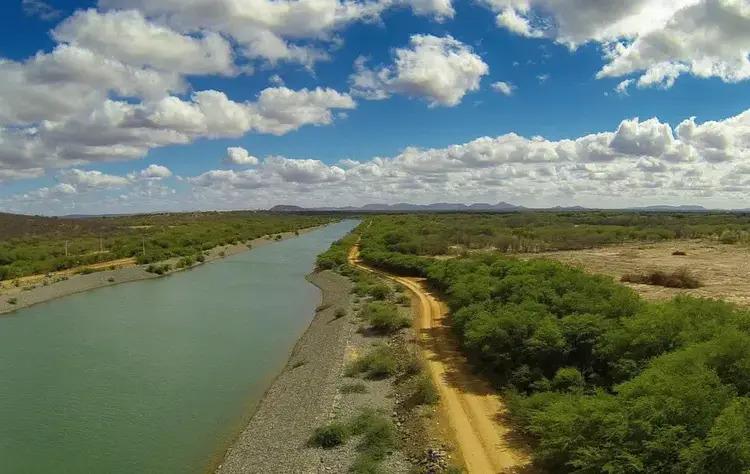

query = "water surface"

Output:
[[0, 220, 357, 473]]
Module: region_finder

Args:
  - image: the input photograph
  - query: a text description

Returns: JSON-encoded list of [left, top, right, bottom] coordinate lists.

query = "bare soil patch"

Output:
[[537, 239, 750, 305]]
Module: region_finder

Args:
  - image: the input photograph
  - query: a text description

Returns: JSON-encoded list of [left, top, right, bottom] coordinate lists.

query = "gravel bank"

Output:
[[0, 226, 322, 316], [216, 270, 355, 473], [216, 270, 417, 474]]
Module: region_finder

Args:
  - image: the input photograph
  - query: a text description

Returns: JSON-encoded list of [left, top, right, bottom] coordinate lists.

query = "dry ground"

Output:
[[535, 239, 750, 306]]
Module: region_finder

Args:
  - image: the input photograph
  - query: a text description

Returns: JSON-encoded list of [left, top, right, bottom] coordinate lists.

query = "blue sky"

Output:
[[1, 0, 750, 213]]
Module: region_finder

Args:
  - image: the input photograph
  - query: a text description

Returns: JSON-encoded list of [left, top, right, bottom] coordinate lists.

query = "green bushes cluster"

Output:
[[145, 263, 171, 275], [425, 254, 750, 472], [309, 409, 397, 472], [360, 301, 410, 333], [316, 231, 359, 270], [348, 213, 750, 472], [346, 344, 398, 379]]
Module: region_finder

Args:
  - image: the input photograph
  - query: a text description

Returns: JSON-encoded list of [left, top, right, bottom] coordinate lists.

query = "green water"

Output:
[[0, 220, 357, 474]]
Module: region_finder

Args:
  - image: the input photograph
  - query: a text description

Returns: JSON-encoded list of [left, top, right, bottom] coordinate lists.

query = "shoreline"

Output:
[[215, 269, 355, 473], [0, 224, 326, 316]]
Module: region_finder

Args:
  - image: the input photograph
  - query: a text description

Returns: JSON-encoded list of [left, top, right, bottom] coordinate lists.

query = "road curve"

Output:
[[348, 245, 530, 474]]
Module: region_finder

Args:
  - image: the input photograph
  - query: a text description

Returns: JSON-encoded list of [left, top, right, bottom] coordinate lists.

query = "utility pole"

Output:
[[65, 240, 69, 257]]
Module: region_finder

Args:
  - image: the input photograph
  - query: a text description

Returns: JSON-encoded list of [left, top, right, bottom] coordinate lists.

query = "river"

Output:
[[0, 220, 357, 473]]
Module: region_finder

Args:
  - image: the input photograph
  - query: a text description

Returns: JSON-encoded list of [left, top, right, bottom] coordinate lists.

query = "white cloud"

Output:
[[491, 81, 516, 95], [6, 107, 750, 213], [485, 0, 750, 89], [165, 109, 750, 211], [0, 86, 354, 177], [130, 164, 173, 180], [615, 78, 634, 95], [22, 0, 62, 21], [98, 0, 453, 68], [53, 9, 236, 76], [350, 35, 489, 107], [224, 147, 259, 166], [59, 169, 131, 189]]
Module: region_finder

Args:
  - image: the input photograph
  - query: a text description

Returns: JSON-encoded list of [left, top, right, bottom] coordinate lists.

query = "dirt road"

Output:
[[348, 246, 529, 473]]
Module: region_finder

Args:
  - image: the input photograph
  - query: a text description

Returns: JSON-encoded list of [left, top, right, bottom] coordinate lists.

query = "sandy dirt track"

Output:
[[348, 245, 530, 473]]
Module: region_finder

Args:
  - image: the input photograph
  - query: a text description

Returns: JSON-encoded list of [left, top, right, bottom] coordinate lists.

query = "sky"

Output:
[[0, 0, 749, 215]]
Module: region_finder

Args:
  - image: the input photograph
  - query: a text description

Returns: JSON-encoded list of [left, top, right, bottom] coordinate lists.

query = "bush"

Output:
[[672, 250, 687, 256], [145, 264, 171, 275], [621, 267, 701, 288], [550, 367, 585, 392], [360, 302, 409, 333], [334, 308, 347, 319], [368, 283, 392, 300], [347, 345, 398, 379], [310, 422, 349, 448], [340, 382, 367, 394], [7, 297, 17, 305], [409, 374, 439, 405], [349, 409, 397, 473]]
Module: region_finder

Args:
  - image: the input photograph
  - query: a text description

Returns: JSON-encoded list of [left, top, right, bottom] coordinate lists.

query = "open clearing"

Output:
[[537, 239, 750, 306]]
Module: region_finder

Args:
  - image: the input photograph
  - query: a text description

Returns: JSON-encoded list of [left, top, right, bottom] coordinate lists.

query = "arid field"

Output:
[[537, 239, 750, 305]]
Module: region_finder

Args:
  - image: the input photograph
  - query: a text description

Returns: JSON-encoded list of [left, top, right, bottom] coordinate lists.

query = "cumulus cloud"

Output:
[[6, 107, 750, 214], [224, 147, 259, 166], [0, 86, 354, 176], [173, 108, 750, 211], [491, 81, 516, 95], [59, 169, 131, 189], [485, 0, 750, 89], [99, 0, 453, 68], [129, 164, 173, 180], [53, 9, 236, 76], [350, 35, 489, 107]]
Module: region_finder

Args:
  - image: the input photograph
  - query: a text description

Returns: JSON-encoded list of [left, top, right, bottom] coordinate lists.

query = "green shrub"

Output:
[[409, 374, 439, 405], [334, 308, 347, 319], [7, 297, 17, 305], [310, 422, 349, 448], [349, 409, 397, 472], [550, 367, 585, 392], [347, 345, 398, 379], [340, 382, 367, 394], [360, 302, 409, 333], [368, 283, 392, 300]]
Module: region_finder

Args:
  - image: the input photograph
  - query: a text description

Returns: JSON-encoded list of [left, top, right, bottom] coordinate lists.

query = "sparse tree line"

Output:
[[0, 213, 333, 280]]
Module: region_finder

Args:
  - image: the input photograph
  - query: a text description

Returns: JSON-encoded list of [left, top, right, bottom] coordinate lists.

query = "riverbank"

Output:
[[216, 264, 450, 473], [0, 225, 324, 316], [216, 269, 355, 473]]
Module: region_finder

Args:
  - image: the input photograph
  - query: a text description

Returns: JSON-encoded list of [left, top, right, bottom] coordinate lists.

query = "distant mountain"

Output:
[[266, 202, 735, 213], [269, 202, 527, 212], [628, 205, 708, 212]]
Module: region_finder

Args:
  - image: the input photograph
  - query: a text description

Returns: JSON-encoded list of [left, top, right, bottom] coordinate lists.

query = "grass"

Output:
[[346, 345, 398, 379], [621, 267, 702, 288]]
